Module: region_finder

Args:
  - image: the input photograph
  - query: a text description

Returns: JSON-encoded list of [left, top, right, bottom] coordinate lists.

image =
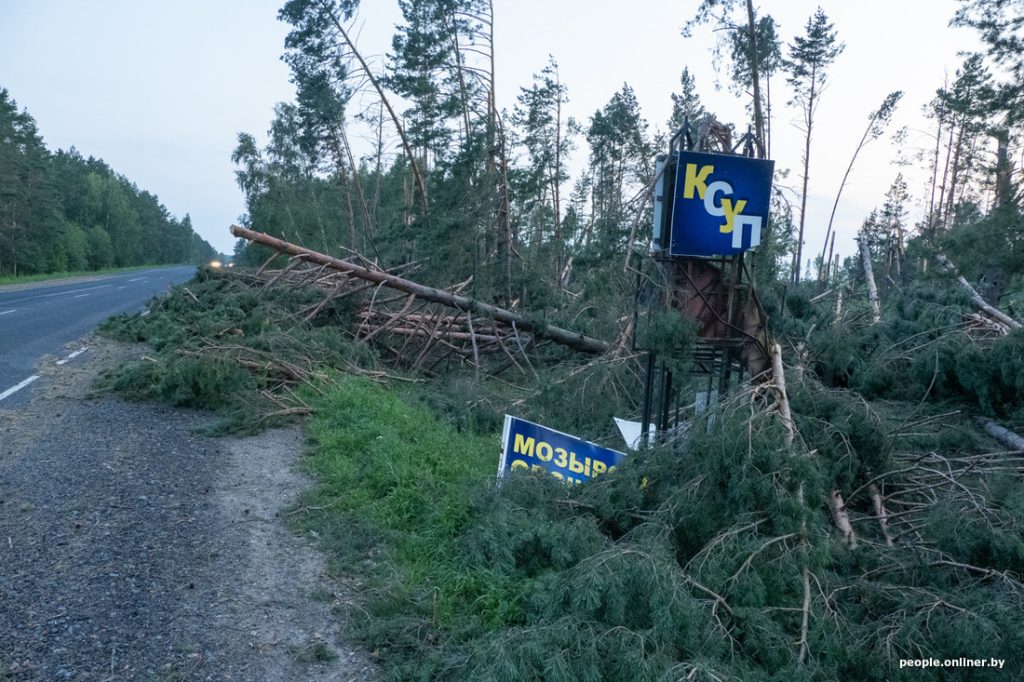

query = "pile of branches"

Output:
[[233, 255, 542, 379]]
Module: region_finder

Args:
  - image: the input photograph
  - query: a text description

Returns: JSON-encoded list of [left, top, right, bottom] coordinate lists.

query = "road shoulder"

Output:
[[0, 335, 377, 680]]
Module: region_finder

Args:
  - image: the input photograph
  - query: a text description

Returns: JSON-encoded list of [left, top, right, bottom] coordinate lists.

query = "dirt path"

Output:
[[0, 337, 377, 681]]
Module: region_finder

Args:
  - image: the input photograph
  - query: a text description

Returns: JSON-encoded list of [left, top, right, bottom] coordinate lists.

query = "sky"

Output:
[[0, 0, 985, 262]]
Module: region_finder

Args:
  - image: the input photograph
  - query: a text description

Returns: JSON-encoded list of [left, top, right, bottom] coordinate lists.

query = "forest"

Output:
[[96, 0, 1024, 679], [0, 88, 218, 277]]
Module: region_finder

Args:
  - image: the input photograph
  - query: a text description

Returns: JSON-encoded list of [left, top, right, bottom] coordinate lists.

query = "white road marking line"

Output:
[[56, 347, 89, 366], [2, 283, 112, 306], [128, 278, 147, 282], [0, 375, 39, 403], [48, 284, 110, 296], [0, 309, 14, 316], [74, 293, 89, 298]]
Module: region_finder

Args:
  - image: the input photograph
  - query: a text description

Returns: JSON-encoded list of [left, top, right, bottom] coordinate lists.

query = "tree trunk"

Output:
[[744, 0, 766, 156], [792, 70, 816, 284], [860, 238, 881, 324], [553, 77, 564, 286], [992, 126, 1012, 209], [926, 102, 944, 241], [978, 417, 1024, 450], [944, 117, 966, 230], [231, 225, 611, 354]]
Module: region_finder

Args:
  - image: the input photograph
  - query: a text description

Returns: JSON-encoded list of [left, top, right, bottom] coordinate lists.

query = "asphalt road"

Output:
[[0, 266, 197, 405]]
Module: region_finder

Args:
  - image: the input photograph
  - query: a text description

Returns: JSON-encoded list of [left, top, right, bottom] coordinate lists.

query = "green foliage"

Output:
[[784, 9, 845, 96], [800, 273, 1024, 428], [637, 310, 698, 375], [296, 372, 1024, 680], [790, 382, 889, 492], [102, 353, 258, 411], [0, 88, 217, 277], [98, 270, 376, 431]]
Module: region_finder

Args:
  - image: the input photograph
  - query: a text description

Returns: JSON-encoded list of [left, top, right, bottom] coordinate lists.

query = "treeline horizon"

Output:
[[0, 88, 218, 278]]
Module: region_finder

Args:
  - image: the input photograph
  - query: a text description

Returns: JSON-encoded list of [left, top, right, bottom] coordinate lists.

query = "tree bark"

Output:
[[231, 225, 610, 354], [791, 66, 817, 284], [978, 417, 1024, 450], [868, 483, 894, 547], [859, 238, 881, 324], [992, 126, 1012, 208], [771, 342, 795, 446], [829, 489, 857, 548]]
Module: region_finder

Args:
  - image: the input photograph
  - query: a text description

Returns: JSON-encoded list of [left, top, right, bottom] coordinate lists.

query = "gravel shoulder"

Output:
[[0, 336, 377, 681]]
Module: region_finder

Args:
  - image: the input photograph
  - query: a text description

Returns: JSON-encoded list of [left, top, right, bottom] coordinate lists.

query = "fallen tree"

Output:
[[935, 252, 1022, 333], [231, 225, 610, 355]]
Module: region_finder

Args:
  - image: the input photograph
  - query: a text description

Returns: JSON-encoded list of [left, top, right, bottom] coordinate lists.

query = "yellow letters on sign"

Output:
[[683, 163, 714, 200], [720, 198, 747, 233], [513, 434, 535, 457], [681, 162, 758, 237]]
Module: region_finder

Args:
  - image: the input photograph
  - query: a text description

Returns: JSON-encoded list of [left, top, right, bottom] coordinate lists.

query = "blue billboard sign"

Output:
[[499, 416, 626, 485], [669, 151, 774, 257]]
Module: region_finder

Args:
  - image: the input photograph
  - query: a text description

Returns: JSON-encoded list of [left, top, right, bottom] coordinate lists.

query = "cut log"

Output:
[[231, 225, 611, 354], [935, 253, 1021, 333], [978, 417, 1024, 451]]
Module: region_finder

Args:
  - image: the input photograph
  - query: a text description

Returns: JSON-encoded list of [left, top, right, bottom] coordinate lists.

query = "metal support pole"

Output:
[[640, 352, 656, 447]]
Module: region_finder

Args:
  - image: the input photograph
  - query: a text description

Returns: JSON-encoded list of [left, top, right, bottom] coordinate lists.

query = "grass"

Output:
[[297, 373, 500, 622], [0, 263, 187, 286]]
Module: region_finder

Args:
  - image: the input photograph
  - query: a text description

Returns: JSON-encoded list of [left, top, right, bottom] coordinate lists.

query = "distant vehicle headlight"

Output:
[[209, 260, 223, 269]]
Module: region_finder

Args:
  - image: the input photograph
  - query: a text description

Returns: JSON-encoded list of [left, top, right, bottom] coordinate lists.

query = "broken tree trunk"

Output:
[[828, 489, 857, 549], [231, 225, 610, 354], [935, 253, 1022, 333], [868, 483, 895, 547], [859, 238, 881, 325], [771, 342, 795, 446]]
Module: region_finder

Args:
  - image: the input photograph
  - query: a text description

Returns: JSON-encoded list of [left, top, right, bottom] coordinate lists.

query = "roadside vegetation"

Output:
[[0, 89, 218, 278], [99, 255, 1024, 680], [98, 0, 1024, 679], [0, 264, 182, 287]]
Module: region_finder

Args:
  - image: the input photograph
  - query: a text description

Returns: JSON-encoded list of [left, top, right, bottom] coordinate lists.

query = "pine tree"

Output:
[[784, 8, 844, 284], [0, 89, 62, 275], [667, 67, 706, 134], [935, 54, 995, 231], [726, 14, 782, 155], [511, 56, 577, 280], [953, 0, 1024, 123], [684, 0, 772, 154], [585, 85, 653, 258]]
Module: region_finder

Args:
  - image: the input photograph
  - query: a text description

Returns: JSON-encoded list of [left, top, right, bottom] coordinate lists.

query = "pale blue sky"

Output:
[[1, 1, 983, 258]]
